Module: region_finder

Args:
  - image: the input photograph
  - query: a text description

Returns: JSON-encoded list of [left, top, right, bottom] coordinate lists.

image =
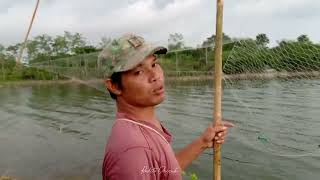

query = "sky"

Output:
[[0, 0, 320, 47]]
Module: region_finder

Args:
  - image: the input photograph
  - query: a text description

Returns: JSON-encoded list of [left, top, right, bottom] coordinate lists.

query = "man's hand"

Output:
[[199, 121, 234, 149], [175, 120, 234, 170]]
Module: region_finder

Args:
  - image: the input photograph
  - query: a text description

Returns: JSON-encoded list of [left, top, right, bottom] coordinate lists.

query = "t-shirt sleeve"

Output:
[[104, 147, 162, 180]]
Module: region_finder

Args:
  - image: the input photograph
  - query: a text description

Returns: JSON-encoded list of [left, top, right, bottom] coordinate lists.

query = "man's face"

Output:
[[119, 55, 165, 107]]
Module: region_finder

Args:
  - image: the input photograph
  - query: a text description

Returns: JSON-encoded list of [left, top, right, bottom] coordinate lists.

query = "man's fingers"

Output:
[[214, 126, 227, 133], [211, 121, 234, 130], [217, 131, 227, 137], [217, 140, 224, 144], [222, 121, 235, 128], [214, 130, 227, 140], [214, 139, 225, 144], [214, 136, 225, 140]]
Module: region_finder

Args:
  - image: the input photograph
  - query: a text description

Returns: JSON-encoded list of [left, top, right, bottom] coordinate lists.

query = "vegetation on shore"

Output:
[[160, 33, 320, 75], [0, 32, 319, 83], [0, 176, 16, 180]]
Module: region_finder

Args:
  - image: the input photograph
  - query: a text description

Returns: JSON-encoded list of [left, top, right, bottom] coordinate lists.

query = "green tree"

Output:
[[26, 40, 38, 60], [0, 44, 5, 59], [25, 34, 54, 63], [168, 33, 185, 51], [34, 34, 53, 55], [297, 34, 311, 43], [277, 40, 295, 47], [73, 45, 97, 54], [201, 33, 232, 47], [256, 33, 270, 47], [98, 37, 112, 49], [0, 44, 4, 52], [6, 43, 21, 60], [52, 35, 68, 55], [64, 31, 86, 54]]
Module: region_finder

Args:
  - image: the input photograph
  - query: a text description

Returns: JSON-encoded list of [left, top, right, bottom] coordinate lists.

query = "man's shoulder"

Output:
[[105, 119, 150, 153]]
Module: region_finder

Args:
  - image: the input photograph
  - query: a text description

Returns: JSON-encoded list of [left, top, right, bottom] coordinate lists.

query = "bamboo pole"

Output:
[[205, 47, 208, 65], [213, 0, 224, 180], [16, 0, 40, 65], [1, 60, 5, 80], [84, 57, 88, 78], [175, 52, 178, 71]]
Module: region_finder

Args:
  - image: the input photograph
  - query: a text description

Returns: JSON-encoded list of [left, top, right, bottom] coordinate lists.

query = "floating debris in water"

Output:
[[257, 133, 269, 142]]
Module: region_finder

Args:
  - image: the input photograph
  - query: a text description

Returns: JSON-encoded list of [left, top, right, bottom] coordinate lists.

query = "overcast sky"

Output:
[[1, 0, 320, 47]]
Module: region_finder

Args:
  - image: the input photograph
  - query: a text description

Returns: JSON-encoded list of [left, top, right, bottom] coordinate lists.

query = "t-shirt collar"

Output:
[[116, 112, 173, 143]]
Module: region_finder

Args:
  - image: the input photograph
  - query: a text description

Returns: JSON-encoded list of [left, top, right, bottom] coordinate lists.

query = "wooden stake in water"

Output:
[[213, 0, 224, 180], [16, 0, 40, 65]]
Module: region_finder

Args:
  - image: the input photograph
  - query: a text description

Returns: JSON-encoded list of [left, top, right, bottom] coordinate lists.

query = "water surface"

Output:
[[0, 79, 319, 180]]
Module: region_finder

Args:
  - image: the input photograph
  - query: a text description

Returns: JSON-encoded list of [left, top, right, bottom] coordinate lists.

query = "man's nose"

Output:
[[149, 69, 160, 83]]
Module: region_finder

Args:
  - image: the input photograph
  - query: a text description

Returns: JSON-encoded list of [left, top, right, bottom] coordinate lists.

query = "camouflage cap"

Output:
[[98, 34, 167, 78]]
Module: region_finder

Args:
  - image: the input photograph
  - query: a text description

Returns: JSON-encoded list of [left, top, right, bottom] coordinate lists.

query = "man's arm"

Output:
[[175, 122, 234, 170], [175, 137, 207, 171]]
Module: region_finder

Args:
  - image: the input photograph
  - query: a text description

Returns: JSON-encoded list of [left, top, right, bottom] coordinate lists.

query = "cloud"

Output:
[[0, 0, 319, 47], [229, 0, 320, 19], [224, 0, 320, 45]]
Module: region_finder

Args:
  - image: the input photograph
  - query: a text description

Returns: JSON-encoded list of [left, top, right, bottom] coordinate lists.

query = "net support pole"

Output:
[[16, 0, 40, 65], [175, 52, 178, 72], [213, 0, 224, 180], [206, 47, 208, 65], [1, 60, 4, 80], [85, 57, 88, 78]]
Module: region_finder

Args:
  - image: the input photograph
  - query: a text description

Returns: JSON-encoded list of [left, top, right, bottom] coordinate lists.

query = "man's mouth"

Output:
[[153, 85, 165, 94]]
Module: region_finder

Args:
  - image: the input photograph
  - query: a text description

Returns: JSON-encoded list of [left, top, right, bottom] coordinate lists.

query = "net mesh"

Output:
[[29, 39, 320, 157], [223, 40, 320, 157], [29, 52, 106, 91]]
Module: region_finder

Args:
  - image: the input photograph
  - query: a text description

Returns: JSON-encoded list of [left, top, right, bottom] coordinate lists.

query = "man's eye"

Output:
[[152, 63, 159, 67], [134, 71, 143, 75]]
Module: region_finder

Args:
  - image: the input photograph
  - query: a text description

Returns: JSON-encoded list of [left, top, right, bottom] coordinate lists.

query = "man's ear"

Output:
[[104, 79, 122, 96]]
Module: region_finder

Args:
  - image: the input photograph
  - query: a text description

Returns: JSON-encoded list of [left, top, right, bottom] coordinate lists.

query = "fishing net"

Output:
[[29, 52, 106, 92], [29, 38, 320, 158], [222, 40, 320, 157]]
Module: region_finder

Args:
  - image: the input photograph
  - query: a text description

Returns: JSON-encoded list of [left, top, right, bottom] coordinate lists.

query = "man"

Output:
[[101, 34, 234, 180]]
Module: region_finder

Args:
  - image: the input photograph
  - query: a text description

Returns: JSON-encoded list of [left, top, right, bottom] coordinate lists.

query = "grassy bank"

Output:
[[0, 79, 73, 88], [0, 176, 16, 180], [1, 70, 319, 88], [165, 70, 320, 81]]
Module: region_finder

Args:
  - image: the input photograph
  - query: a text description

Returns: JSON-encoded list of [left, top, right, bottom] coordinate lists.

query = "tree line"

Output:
[[0, 31, 112, 64], [0, 32, 111, 81], [164, 33, 320, 74], [0, 32, 319, 81]]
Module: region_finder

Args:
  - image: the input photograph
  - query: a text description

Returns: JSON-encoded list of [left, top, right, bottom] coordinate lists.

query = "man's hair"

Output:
[[108, 72, 123, 100]]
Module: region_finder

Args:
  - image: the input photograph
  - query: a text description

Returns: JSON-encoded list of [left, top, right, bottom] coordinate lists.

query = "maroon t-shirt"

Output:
[[103, 112, 182, 180]]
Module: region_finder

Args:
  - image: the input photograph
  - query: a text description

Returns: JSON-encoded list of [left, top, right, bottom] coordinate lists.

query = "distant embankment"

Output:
[[166, 70, 320, 81]]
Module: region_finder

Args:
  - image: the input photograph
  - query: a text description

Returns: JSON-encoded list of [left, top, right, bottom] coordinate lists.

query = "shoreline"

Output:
[[166, 71, 320, 81], [0, 176, 16, 180], [0, 71, 319, 87], [223, 70, 320, 81], [0, 79, 72, 88], [167, 70, 320, 81]]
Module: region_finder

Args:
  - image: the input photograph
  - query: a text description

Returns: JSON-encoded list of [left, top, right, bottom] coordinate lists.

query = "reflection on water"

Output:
[[0, 79, 320, 180]]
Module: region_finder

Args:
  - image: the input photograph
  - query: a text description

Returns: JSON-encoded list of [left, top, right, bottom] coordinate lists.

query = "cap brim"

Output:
[[152, 46, 167, 55], [119, 45, 167, 73]]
